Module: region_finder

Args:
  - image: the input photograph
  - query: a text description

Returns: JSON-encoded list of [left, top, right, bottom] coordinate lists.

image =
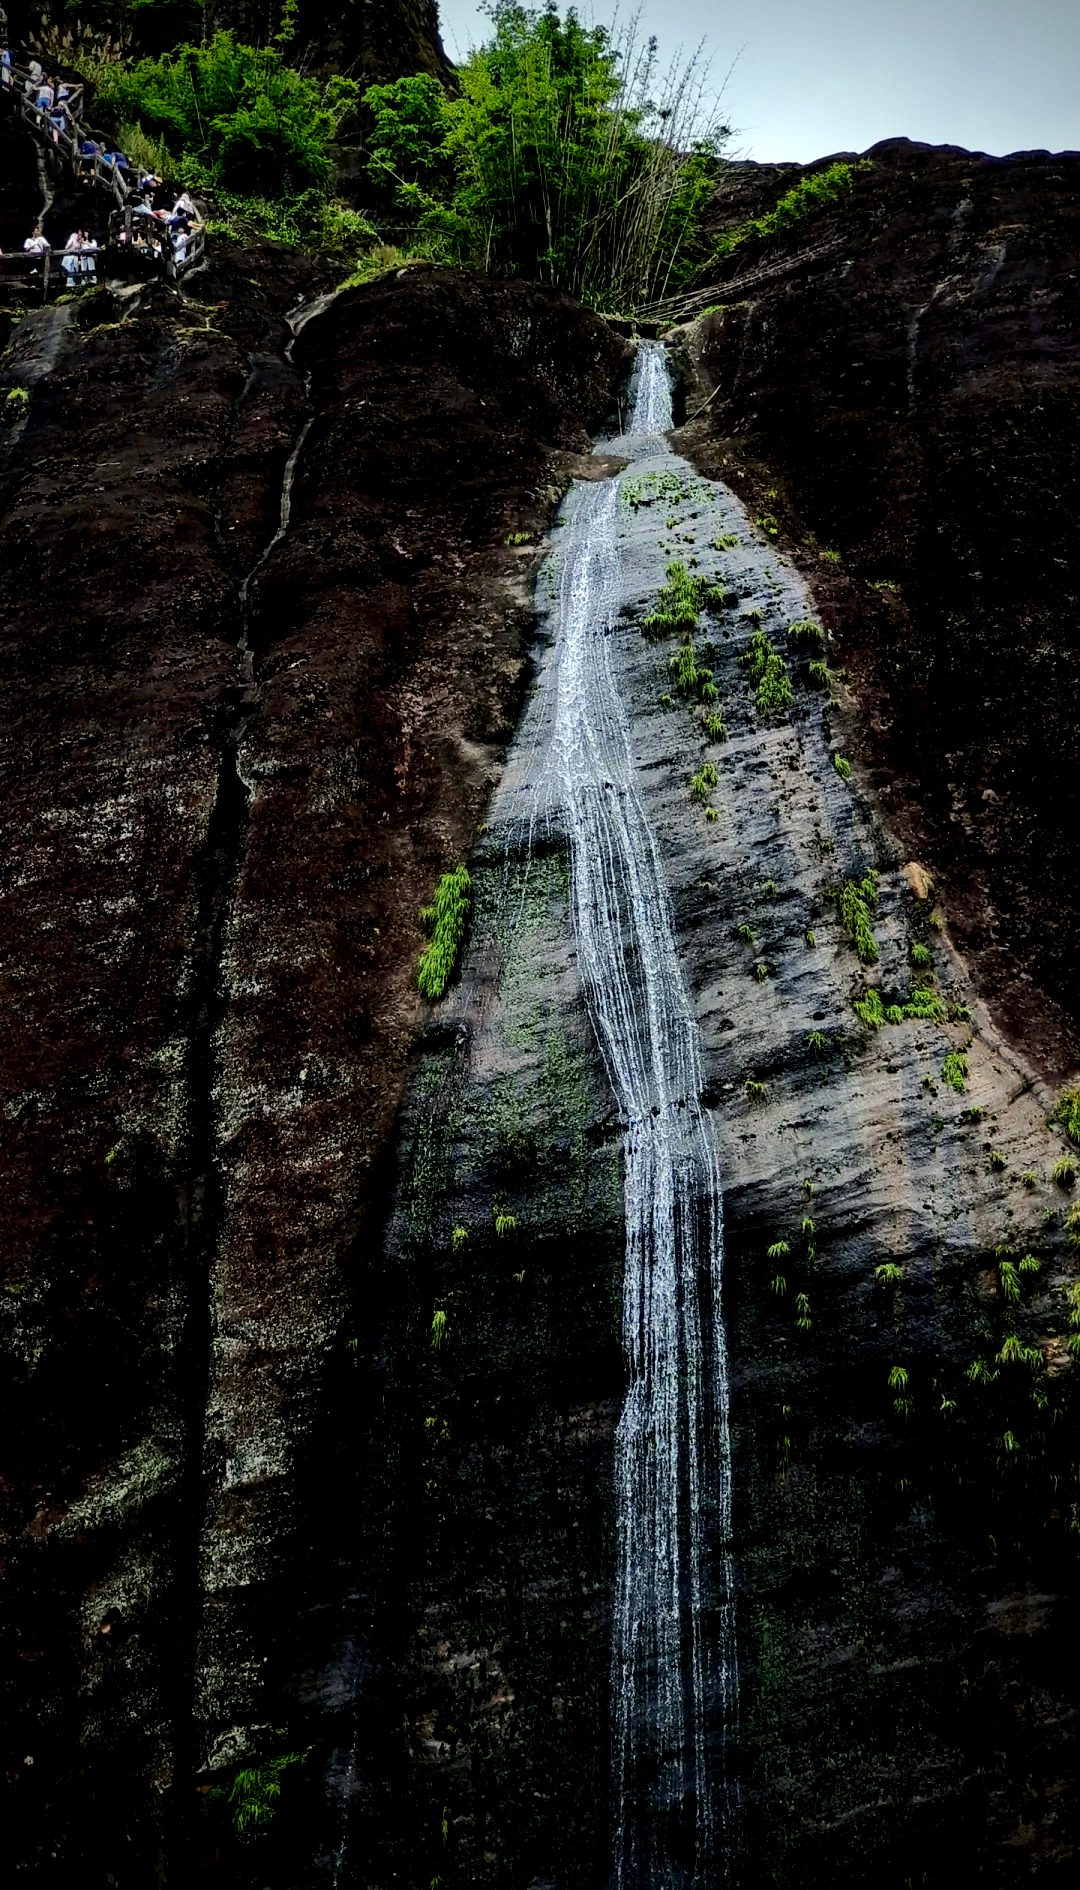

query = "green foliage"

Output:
[[690, 761, 719, 802], [753, 961, 768, 983], [833, 870, 879, 964], [770, 1274, 787, 1296], [905, 985, 947, 1022], [643, 560, 706, 638], [942, 1050, 968, 1094], [714, 159, 870, 257], [622, 469, 685, 511], [494, 1212, 518, 1237], [876, 1262, 904, 1288], [767, 1240, 790, 1261], [1053, 1089, 1080, 1146], [95, 32, 358, 199], [431, 1308, 448, 1349], [787, 619, 824, 653], [1020, 1171, 1038, 1190], [1018, 1253, 1040, 1276], [989, 1149, 1007, 1172], [736, 923, 754, 944], [703, 712, 728, 742], [212, 1750, 309, 1840], [807, 1030, 827, 1055], [363, 5, 729, 310], [794, 1291, 812, 1332], [910, 941, 932, 967], [854, 987, 887, 1029], [832, 753, 851, 781], [807, 660, 830, 691], [705, 805, 720, 823], [745, 1076, 767, 1104], [998, 1258, 1021, 1304], [712, 532, 739, 550], [5, 387, 29, 414], [417, 866, 472, 999], [741, 628, 792, 718], [803, 928, 816, 947], [450, 1225, 468, 1254], [1052, 1154, 1077, 1187], [819, 547, 842, 566]]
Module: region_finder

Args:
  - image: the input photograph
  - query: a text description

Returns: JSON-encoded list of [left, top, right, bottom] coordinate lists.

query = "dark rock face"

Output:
[[0, 256, 624, 1878], [669, 138, 1080, 1078], [202, 0, 453, 87]]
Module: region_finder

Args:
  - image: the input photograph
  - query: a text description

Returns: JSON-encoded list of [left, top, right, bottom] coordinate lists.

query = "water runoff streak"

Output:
[[523, 345, 738, 1886]]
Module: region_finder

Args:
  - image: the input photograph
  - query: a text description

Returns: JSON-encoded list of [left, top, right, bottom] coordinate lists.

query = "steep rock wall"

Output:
[[0, 255, 624, 1880]]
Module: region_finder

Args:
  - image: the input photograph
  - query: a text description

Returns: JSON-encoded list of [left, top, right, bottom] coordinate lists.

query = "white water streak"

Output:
[[522, 347, 738, 1887]]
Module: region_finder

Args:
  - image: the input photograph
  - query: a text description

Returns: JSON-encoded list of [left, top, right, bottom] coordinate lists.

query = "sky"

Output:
[[433, 0, 1080, 163]]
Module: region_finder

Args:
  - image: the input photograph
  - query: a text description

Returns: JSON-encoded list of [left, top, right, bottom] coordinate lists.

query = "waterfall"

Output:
[[524, 345, 738, 1886]]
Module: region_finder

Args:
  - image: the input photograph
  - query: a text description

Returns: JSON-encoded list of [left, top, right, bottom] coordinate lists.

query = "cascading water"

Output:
[[516, 344, 739, 1887]]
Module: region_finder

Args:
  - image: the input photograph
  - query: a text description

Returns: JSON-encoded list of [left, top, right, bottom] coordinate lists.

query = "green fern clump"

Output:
[[833, 753, 851, 781], [736, 923, 755, 944], [417, 865, 472, 999], [215, 1751, 309, 1841], [690, 761, 719, 803], [643, 560, 703, 638], [876, 1262, 903, 1288], [1053, 1090, 1080, 1146], [745, 1076, 768, 1103], [942, 1050, 968, 1093], [1052, 1154, 1077, 1187], [854, 988, 887, 1028], [807, 660, 830, 691], [703, 712, 728, 741], [714, 159, 870, 257], [767, 1239, 790, 1261], [741, 628, 793, 718], [910, 942, 932, 967], [794, 1291, 812, 1331], [787, 619, 824, 653], [754, 961, 768, 983], [431, 1308, 448, 1348], [904, 985, 947, 1023], [807, 1030, 828, 1055], [835, 870, 879, 963]]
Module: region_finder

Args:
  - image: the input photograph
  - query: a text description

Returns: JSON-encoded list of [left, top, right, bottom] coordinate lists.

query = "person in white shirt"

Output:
[[23, 225, 49, 257]]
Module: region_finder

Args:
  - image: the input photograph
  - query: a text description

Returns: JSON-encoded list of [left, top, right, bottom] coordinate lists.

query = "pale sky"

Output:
[[433, 0, 1080, 163]]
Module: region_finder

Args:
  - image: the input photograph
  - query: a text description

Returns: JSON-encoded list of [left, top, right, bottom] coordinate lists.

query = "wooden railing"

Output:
[[0, 56, 205, 287]]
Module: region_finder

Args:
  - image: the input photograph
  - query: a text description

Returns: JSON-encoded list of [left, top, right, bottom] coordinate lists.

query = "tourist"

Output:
[[23, 225, 48, 256], [170, 189, 197, 223], [1, 44, 12, 89]]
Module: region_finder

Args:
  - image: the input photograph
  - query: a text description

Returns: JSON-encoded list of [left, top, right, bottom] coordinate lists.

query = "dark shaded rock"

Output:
[[669, 139, 1080, 1080]]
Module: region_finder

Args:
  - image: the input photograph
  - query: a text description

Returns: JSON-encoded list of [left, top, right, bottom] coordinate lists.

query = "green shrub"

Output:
[[767, 1239, 790, 1261], [807, 660, 830, 691], [1052, 1154, 1077, 1187], [989, 1149, 1007, 1172], [450, 1225, 468, 1253], [736, 923, 754, 944], [876, 1262, 903, 1288], [807, 1030, 827, 1055], [363, 6, 730, 310], [753, 961, 768, 983], [833, 870, 879, 963], [417, 865, 472, 999], [703, 712, 728, 741], [690, 761, 719, 802], [910, 942, 932, 967], [854, 988, 886, 1028], [211, 1750, 309, 1841], [794, 1292, 812, 1332], [745, 1076, 767, 1103], [833, 753, 851, 781]]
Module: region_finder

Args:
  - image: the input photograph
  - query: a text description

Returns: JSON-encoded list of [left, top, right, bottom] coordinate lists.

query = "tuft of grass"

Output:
[[1053, 1090, 1080, 1146], [770, 1274, 787, 1296], [807, 1030, 828, 1055], [804, 928, 816, 947], [753, 961, 768, 983], [706, 805, 719, 822], [712, 532, 739, 550], [212, 1751, 309, 1841], [1018, 1252, 1040, 1275], [807, 660, 830, 691], [1052, 1154, 1077, 1187], [833, 753, 851, 781], [988, 1149, 1007, 1172], [494, 1212, 517, 1238], [787, 619, 824, 653], [690, 761, 719, 802], [1020, 1171, 1038, 1189], [998, 1257, 1020, 1304], [450, 1225, 468, 1253], [5, 386, 30, 414], [741, 629, 793, 717], [643, 560, 705, 639], [819, 548, 842, 566], [505, 530, 532, 545], [910, 942, 932, 967], [745, 1076, 768, 1104], [767, 1239, 790, 1261], [942, 1050, 968, 1094], [417, 866, 471, 999], [736, 922, 755, 944], [794, 1292, 812, 1332], [854, 988, 887, 1029], [431, 1309, 448, 1350], [703, 712, 728, 741], [876, 1262, 903, 1288]]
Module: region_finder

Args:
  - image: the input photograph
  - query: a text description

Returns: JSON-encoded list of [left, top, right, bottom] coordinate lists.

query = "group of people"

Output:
[[0, 22, 204, 282]]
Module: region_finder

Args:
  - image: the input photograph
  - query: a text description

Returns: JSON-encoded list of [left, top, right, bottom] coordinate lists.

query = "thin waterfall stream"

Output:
[[497, 343, 739, 1886]]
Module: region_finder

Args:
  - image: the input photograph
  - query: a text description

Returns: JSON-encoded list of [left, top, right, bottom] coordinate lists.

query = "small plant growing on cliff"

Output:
[[910, 942, 932, 967], [807, 1030, 828, 1055], [736, 923, 754, 943], [767, 1240, 790, 1261], [703, 713, 728, 741], [745, 1076, 767, 1103], [832, 870, 879, 963], [998, 1257, 1021, 1304], [417, 865, 472, 999], [1051, 1154, 1076, 1187], [942, 1051, 968, 1094], [450, 1225, 468, 1254], [795, 1292, 812, 1331], [807, 660, 830, 691], [431, 1308, 449, 1350], [1018, 1252, 1040, 1276], [754, 961, 768, 983], [1053, 1090, 1080, 1146], [820, 547, 842, 565], [1020, 1171, 1038, 1189], [741, 629, 792, 717], [989, 1149, 1007, 1172], [854, 988, 887, 1029], [787, 619, 824, 653], [5, 386, 29, 415], [876, 1262, 903, 1288], [690, 761, 719, 802], [770, 1273, 787, 1295], [494, 1211, 517, 1238], [804, 928, 816, 947], [888, 1363, 912, 1419], [833, 753, 851, 781], [643, 561, 704, 638], [211, 1749, 310, 1840], [706, 805, 720, 822], [713, 532, 738, 550]]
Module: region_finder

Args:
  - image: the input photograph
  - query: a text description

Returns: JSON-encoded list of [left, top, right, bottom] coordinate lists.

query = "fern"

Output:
[[417, 865, 471, 999]]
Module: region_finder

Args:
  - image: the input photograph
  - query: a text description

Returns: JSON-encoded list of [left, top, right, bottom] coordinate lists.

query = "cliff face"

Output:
[[0, 255, 624, 1880], [669, 137, 1080, 1075], [1, 131, 1079, 1890], [201, 0, 454, 87]]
